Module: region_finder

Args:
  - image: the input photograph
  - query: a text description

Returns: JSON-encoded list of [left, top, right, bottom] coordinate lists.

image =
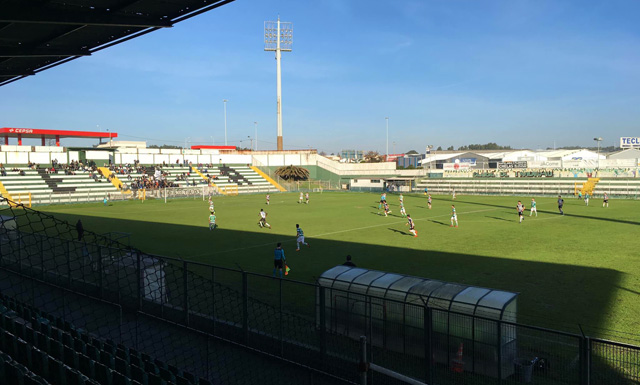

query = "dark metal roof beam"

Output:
[[0, 69, 34, 76], [0, 47, 90, 57], [0, 6, 173, 28]]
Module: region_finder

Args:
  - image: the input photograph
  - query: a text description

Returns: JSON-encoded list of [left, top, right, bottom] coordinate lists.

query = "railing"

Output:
[[415, 179, 640, 198], [0, 198, 639, 384]]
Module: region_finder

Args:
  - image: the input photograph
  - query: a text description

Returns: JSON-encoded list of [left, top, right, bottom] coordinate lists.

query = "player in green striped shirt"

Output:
[[209, 213, 216, 230], [530, 198, 537, 217]]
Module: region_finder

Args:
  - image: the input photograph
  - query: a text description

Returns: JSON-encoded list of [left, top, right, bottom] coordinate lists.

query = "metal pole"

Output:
[[223, 99, 228, 146], [359, 336, 368, 385], [242, 272, 248, 344], [254, 122, 258, 150], [385, 117, 389, 160], [183, 261, 189, 326]]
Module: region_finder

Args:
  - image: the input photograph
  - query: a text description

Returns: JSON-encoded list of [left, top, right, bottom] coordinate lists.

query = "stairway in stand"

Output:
[[581, 178, 600, 196], [37, 169, 75, 192]]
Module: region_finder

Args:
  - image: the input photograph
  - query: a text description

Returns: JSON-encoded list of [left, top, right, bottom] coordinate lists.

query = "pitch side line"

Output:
[[192, 207, 502, 257]]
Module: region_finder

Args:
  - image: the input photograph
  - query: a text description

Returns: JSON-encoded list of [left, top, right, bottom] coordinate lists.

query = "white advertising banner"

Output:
[[620, 137, 640, 149], [443, 162, 471, 170]]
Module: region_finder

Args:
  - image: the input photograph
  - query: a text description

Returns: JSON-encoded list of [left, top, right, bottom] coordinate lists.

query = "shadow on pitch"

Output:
[[486, 216, 512, 222], [388, 228, 410, 236], [32, 200, 626, 342]]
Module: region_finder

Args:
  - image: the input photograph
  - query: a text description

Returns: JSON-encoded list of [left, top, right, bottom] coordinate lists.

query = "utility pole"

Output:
[[254, 121, 258, 151], [385, 117, 389, 161], [223, 99, 228, 146]]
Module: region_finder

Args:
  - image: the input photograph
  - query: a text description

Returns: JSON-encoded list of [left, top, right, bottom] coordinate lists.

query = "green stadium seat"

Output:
[[115, 347, 129, 363], [73, 338, 87, 356], [0, 353, 8, 381], [143, 360, 158, 375], [78, 354, 94, 379], [23, 326, 36, 346], [5, 359, 29, 385], [63, 345, 79, 369], [129, 355, 142, 368], [34, 332, 48, 353], [165, 364, 181, 378], [111, 370, 133, 385], [65, 366, 89, 385], [147, 373, 165, 385], [158, 367, 175, 383], [47, 358, 66, 385], [31, 348, 49, 379], [99, 351, 115, 369], [24, 374, 51, 385], [80, 334, 91, 345], [182, 371, 195, 384], [62, 333, 73, 347], [93, 362, 112, 385], [130, 365, 147, 385], [1, 330, 17, 357], [114, 357, 129, 377], [86, 345, 99, 361], [48, 339, 63, 361], [16, 338, 33, 367]]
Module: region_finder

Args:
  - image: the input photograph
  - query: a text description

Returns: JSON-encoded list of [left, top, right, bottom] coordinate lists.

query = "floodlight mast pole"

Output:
[[265, 17, 292, 151], [276, 17, 283, 150]]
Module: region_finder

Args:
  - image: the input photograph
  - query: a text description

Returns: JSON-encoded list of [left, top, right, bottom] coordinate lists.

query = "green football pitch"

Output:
[[36, 191, 640, 340]]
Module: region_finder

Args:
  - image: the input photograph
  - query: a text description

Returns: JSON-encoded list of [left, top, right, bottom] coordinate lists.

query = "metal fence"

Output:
[[0, 198, 639, 385]]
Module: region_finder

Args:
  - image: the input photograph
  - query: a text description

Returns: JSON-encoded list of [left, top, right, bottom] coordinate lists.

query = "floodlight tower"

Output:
[[265, 17, 293, 151]]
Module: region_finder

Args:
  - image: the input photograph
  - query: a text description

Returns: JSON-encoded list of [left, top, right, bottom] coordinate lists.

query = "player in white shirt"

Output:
[[266, 194, 270, 205], [427, 194, 432, 210], [258, 209, 272, 229], [603, 192, 609, 208], [516, 201, 525, 223], [452, 189, 456, 200], [298, 192, 304, 204], [399, 194, 404, 204], [405, 214, 417, 237]]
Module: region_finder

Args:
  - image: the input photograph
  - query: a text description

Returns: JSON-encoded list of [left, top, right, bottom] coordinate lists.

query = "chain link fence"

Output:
[[1, 197, 639, 385]]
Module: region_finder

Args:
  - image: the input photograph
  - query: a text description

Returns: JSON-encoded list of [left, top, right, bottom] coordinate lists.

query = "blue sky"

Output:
[[1, 0, 639, 153]]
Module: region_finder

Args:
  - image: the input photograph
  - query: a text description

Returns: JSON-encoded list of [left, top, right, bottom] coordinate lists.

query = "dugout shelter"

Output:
[[318, 266, 518, 378]]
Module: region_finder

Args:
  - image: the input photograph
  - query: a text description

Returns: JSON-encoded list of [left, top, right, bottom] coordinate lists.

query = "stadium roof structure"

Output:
[[0, 0, 234, 87], [191, 145, 236, 150], [0, 127, 117, 146]]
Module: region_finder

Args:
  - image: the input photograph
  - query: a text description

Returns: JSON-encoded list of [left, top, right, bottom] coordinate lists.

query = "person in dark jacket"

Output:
[[342, 255, 356, 267], [76, 220, 84, 241]]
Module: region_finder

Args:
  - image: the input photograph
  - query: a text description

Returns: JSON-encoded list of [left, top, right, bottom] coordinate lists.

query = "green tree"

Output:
[[447, 146, 454, 151], [436, 146, 443, 151], [275, 165, 310, 181]]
